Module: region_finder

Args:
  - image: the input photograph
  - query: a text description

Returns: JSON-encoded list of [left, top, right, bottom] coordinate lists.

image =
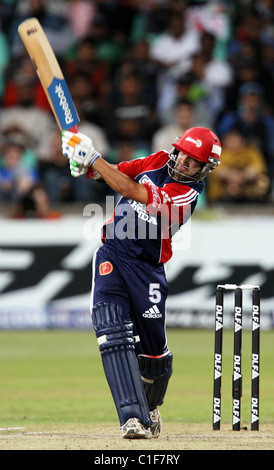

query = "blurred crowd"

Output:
[[0, 0, 273, 218]]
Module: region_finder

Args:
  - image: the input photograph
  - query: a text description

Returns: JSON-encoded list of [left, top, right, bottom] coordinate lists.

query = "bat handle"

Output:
[[69, 125, 78, 133]]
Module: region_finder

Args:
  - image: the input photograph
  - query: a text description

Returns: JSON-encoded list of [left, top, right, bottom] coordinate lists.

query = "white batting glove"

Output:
[[61, 130, 101, 167], [70, 160, 87, 178]]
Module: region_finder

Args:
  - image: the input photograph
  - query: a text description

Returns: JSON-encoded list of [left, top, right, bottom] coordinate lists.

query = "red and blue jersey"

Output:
[[101, 151, 204, 264]]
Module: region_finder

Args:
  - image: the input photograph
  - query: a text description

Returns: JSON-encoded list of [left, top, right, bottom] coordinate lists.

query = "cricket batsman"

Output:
[[61, 126, 222, 439]]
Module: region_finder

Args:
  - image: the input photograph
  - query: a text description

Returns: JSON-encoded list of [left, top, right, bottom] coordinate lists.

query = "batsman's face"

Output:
[[174, 152, 203, 179]]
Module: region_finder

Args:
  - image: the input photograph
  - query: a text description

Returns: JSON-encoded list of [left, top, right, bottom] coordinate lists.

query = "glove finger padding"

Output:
[[70, 160, 87, 177]]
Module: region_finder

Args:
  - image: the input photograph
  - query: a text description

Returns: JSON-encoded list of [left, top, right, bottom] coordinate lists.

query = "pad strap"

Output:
[[138, 352, 173, 410]]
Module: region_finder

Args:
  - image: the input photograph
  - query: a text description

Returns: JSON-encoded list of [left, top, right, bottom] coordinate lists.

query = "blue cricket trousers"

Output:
[[91, 244, 169, 357]]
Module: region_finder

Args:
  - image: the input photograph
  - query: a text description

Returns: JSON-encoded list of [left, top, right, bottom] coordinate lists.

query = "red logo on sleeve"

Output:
[[99, 261, 113, 275]]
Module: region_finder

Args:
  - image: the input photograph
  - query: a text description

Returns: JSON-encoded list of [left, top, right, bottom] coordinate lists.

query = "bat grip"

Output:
[[69, 125, 78, 133]]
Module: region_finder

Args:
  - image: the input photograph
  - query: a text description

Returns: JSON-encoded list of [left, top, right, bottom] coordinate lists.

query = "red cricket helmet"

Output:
[[168, 127, 222, 182]]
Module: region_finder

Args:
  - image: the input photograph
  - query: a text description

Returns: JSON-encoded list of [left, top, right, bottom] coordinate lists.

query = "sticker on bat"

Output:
[[47, 77, 79, 130]]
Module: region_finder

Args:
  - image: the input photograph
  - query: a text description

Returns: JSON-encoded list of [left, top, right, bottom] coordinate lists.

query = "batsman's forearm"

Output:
[[93, 158, 148, 204]]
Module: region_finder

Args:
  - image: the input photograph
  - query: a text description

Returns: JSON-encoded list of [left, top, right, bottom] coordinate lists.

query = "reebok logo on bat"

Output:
[[55, 83, 74, 125], [48, 77, 79, 129]]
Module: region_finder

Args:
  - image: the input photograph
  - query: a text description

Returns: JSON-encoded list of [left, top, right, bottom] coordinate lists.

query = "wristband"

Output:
[[89, 151, 101, 167]]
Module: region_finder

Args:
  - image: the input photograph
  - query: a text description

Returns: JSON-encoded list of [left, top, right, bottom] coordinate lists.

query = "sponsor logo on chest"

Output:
[[128, 174, 157, 225]]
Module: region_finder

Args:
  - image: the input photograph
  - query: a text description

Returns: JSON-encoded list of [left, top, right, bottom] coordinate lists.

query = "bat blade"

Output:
[[18, 17, 79, 132]]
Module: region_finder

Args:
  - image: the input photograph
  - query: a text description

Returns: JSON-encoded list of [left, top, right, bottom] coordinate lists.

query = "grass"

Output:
[[0, 329, 273, 427]]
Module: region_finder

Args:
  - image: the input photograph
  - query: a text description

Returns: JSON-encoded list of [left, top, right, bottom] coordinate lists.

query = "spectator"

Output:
[[152, 99, 196, 153], [199, 32, 233, 89], [149, 9, 201, 119], [217, 81, 274, 174], [155, 30, 233, 126], [207, 128, 270, 204], [226, 5, 273, 113], [158, 32, 233, 127], [223, 55, 273, 116], [149, 10, 200, 76], [9, 0, 76, 57], [107, 72, 158, 152], [2, 55, 51, 112], [88, 13, 128, 67], [95, 0, 138, 45], [38, 129, 74, 203], [159, 70, 215, 128], [187, 51, 225, 124], [63, 37, 109, 105], [0, 131, 40, 202], [114, 39, 160, 110], [186, 0, 231, 54], [67, 74, 111, 142], [223, 58, 262, 115], [65, 74, 111, 202], [11, 184, 62, 219], [130, 1, 175, 39], [0, 72, 55, 160], [110, 139, 142, 165], [68, 0, 96, 41]]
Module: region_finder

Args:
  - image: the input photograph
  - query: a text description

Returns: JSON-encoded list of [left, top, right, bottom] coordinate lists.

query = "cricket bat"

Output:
[[18, 17, 79, 133]]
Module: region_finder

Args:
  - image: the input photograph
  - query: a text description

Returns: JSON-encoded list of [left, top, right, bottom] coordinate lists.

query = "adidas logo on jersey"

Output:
[[142, 305, 162, 318]]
